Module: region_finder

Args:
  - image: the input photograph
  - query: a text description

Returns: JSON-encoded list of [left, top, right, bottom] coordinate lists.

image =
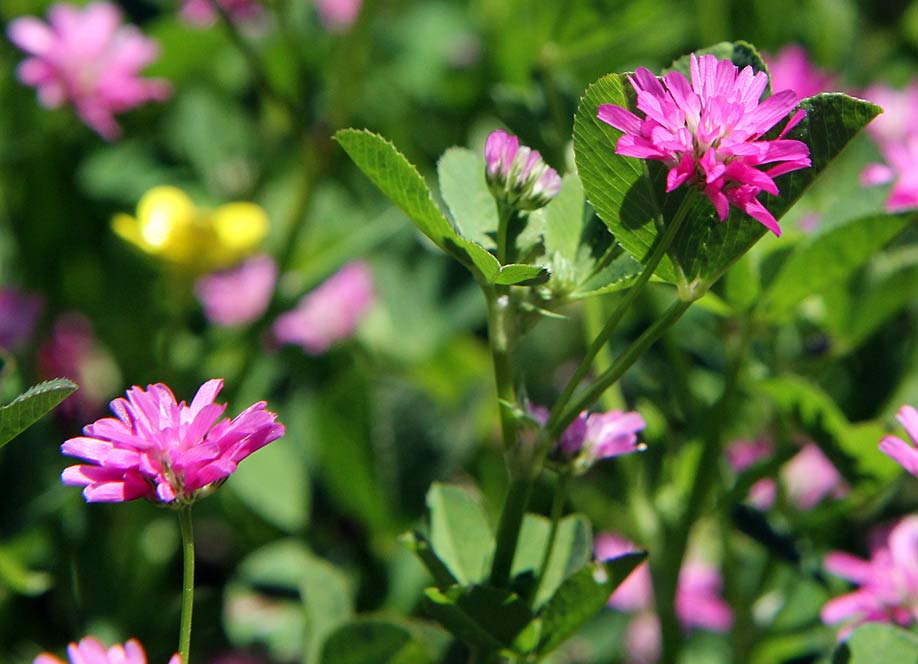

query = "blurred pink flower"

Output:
[[0, 287, 43, 351], [60, 378, 285, 504], [879, 405, 918, 476], [195, 255, 277, 328], [485, 129, 561, 211], [180, 0, 263, 28], [781, 443, 848, 510], [859, 82, 918, 212], [38, 313, 120, 420], [34, 636, 180, 664], [7, 2, 171, 140], [862, 82, 918, 146], [726, 438, 773, 471], [823, 515, 918, 637], [596, 534, 732, 663], [764, 44, 837, 99], [316, 0, 362, 32], [273, 261, 374, 355], [725, 438, 777, 510], [725, 439, 845, 511], [597, 53, 810, 236]]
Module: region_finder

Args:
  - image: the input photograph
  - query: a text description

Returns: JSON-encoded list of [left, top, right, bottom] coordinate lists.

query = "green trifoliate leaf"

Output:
[[0, 378, 78, 448]]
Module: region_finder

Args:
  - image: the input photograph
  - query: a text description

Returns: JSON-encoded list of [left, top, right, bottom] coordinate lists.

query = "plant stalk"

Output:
[[531, 471, 569, 602], [178, 506, 195, 664], [548, 193, 695, 431]]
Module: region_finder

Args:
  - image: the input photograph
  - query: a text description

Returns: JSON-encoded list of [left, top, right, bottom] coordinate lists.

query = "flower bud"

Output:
[[485, 129, 561, 211]]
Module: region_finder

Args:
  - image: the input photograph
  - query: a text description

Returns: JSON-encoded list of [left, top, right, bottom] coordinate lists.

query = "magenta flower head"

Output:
[[34, 636, 180, 664], [553, 409, 646, 473], [485, 129, 562, 211], [597, 53, 811, 236], [764, 44, 837, 99], [316, 0, 363, 32], [60, 379, 285, 504], [7, 2, 172, 140], [0, 287, 43, 351], [822, 515, 918, 637], [273, 261, 375, 355], [879, 405, 918, 476], [195, 255, 278, 328]]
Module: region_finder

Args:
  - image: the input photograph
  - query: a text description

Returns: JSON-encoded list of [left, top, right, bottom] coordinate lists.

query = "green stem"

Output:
[[548, 193, 694, 431], [655, 319, 753, 664], [489, 473, 533, 588], [486, 289, 518, 453], [495, 202, 515, 265], [550, 298, 692, 441], [206, 0, 302, 124], [532, 471, 569, 602], [178, 507, 195, 664]]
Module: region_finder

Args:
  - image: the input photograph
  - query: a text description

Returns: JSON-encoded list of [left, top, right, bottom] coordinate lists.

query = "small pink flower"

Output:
[[0, 287, 43, 351], [273, 261, 374, 355], [180, 0, 263, 28], [764, 45, 837, 99], [61, 378, 285, 504], [597, 53, 811, 236], [485, 129, 561, 211], [823, 515, 918, 637], [38, 313, 120, 420], [7, 2, 171, 140], [34, 636, 180, 664], [548, 408, 646, 472], [316, 0, 362, 32], [195, 255, 277, 328], [879, 405, 918, 476], [781, 443, 848, 510]]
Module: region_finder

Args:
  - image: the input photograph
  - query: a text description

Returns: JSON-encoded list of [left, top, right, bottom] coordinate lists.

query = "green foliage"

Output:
[[320, 620, 442, 664], [0, 378, 77, 448], [760, 213, 911, 319], [511, 513, 592, 607], [334, 129, 548, 286], [832, 623, 918, 664], [224, 540, 352, 662], [572, 41, 881, 292], [227, 437, 311, 532], [424, 584, 535, 654], [426, 483, 494, 584], [536, 553, 648, 656]]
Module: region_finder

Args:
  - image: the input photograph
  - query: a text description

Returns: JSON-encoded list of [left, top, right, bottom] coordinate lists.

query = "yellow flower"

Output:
[[112, 186, 269, 273]]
